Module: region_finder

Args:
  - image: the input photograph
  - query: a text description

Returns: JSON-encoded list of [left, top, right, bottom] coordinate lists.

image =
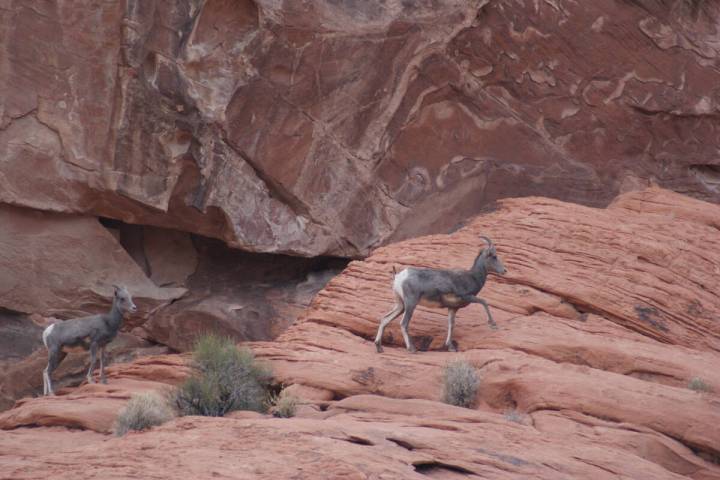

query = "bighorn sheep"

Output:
[[374, 236, 506, 353], [42, 285, 137, 395]]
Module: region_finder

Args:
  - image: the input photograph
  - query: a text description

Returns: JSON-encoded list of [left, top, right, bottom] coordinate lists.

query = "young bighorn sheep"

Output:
[[42, 285, 137, 396], [374, 236, 506, 353]]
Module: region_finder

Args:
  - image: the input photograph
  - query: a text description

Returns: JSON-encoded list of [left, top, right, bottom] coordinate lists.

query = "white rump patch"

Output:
[[393, 269, 410, 299], [42, 324, 55, 348]]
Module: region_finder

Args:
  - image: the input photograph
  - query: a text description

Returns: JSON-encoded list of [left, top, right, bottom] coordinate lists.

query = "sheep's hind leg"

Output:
[[45, 349, 65, 396], [42, 365, 49, 396], [374, 300, 405, 353], [400, 304, 418, 353]]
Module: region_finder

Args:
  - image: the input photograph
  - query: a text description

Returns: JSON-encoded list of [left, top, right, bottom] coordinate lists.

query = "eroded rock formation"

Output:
[[2, 1, 720, 257], [2, 188, 720, 479], [0, 212, 344, 404]]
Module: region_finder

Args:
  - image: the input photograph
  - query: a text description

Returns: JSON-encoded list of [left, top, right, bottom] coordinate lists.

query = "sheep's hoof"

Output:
[[100, 378, 108, 385], [447, 342, 458, 352], [87, 377, 95, 384], [489, 322, 498, 331], [407, 345, 417, 354], [375, 343, 384, 353]]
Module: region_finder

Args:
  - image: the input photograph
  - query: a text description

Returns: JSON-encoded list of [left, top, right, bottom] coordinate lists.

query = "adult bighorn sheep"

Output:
[[42, 285, 137, 396], [374, 236, 506, 353]]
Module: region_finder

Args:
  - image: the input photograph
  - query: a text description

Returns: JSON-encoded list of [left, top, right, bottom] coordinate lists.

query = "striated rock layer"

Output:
[[2, 1, 720, 256], [2, 188, 720, 479]]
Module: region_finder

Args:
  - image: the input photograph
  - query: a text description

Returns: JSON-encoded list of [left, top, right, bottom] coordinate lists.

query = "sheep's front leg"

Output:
[[87, 343, 98, 384], [464, 296, 498, 330], [445, 308, 458, 351], [99, 346, 107, 384]]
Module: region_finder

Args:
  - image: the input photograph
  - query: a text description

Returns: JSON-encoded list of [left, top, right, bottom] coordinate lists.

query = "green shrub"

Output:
[[172, 333, 272, 417], [688, 377, 713, 393], [441, 359, 479, 408], [270, 391, 299, 418], [114, 393, 173, 436]]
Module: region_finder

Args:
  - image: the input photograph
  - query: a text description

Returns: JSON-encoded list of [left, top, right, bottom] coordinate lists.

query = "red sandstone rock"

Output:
[[2, 189, 720, 479], [138, 238, 345, 351], [0, 208, 342, 404], [1, 396, 717, 479], [0, 204, 185, 321], [0, 333, 168, 412], [2, 2, 720, 256], [248, 188, 720, 477], [0, 355, 189, 433]]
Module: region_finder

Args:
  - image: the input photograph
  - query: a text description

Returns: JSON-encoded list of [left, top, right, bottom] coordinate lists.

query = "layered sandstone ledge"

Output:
[[2, 188, 719, 479]]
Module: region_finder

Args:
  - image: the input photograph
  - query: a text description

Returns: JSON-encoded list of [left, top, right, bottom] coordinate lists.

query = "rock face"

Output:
[[2, 188, 720, 479], [248, 187, 720, 477], [0, 204, 186, 321], [2, 1, 720, 257], [0, 206, 342, 406], [138, 237, 347, 351]]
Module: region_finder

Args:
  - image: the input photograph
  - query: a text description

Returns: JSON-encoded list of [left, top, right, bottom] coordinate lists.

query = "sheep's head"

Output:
[[475, 236, 507, 276], [113, 285, 138, 315]]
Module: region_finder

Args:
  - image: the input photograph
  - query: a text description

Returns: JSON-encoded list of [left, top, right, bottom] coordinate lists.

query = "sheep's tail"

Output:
[[42, 324, 55, 349]]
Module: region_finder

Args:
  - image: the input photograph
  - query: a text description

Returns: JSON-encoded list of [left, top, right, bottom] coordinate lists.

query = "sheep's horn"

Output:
[[479, 236, 493, 248]]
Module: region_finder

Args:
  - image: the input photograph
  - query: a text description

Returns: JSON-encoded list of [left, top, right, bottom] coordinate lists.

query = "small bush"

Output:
[[172, 333, 272, 417], [688, 377, 713, 393], [504, 409, 527, 424], [114, 393, 173, 436], [270, 391, 299, 418], [441, 359, 479, 408]]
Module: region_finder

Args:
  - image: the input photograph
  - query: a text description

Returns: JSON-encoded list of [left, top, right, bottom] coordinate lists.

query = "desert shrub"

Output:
[[441, 359, 479, 408], [173, 333, 272, 417], [114, 392, 173, 436], [688, 377, 713, 393], [270, 390, 299, 418]]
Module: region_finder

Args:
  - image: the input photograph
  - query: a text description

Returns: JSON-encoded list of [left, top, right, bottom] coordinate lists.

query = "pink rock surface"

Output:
[[0, 355, 189, 433], [2, 188, 720, 479]]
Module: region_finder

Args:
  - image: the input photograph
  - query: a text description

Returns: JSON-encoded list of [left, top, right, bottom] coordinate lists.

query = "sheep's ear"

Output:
[[112, 284, 121, 295]]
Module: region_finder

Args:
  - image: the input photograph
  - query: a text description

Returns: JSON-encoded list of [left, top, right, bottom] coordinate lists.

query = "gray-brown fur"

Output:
[[42, 285, 137, 395], [374, 236, 506, 353]]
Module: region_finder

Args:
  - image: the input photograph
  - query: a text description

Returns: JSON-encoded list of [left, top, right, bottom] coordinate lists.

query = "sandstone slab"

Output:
[[2, 189, 720, 479]]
